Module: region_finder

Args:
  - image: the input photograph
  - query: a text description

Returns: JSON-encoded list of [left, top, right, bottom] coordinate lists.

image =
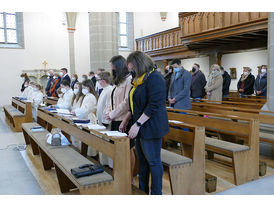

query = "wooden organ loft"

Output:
[[135, 12, 268, 67]]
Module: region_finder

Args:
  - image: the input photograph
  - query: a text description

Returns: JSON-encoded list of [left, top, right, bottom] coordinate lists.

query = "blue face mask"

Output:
[[174, 67, 180, 73]]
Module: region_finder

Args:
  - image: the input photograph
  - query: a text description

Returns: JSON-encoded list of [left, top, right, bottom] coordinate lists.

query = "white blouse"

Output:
[[97, 85, 113, 125], [74, 93, 97, 119], [57, 88, 74, 110]]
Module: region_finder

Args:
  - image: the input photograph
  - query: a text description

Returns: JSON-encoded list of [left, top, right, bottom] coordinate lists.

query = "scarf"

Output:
[[240, 73, 250, 82], [129, 69, 154, 114]]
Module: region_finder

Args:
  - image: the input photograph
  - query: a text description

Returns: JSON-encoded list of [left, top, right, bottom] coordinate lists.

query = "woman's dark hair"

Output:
[[126, 51, 155, 78], [82, 79, 98, 100], [60, 80, 70, 87], [71, 82, 84, 106], [109, 55, 129, 86]]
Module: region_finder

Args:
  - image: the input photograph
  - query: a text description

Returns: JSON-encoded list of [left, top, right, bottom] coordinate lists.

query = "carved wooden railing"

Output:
[[136, 27, 182, 52], [135, 12, 268, 57], [179, 12, 268, 39]]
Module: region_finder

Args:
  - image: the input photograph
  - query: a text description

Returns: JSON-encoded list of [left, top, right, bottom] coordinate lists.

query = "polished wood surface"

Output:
[[44, 96, 58, 106], [163, 122, 205, 194], [36, 108, 132, 194], [167, 108, 259, 185]]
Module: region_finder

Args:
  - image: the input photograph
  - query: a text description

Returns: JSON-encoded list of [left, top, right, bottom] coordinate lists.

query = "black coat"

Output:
[[190, 70, 207, 98], [222, 71, 231, 96], [254, 73, 267, 96], [237, 73, 255, 95], [91, 76, 96, 87], [164, 72, 173, 100], [130, 71, 169, 139]]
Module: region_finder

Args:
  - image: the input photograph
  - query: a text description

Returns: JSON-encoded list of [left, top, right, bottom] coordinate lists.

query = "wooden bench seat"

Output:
[[4, 105, 26, 132], [205, 137, 249, 153], [3, 97, 32, 132], [162, 122, 205, 194], [161, 149, 192, 166], [22, 122, 113, 194], [167, 108, 259, 186], [35, 108, 132, 194]]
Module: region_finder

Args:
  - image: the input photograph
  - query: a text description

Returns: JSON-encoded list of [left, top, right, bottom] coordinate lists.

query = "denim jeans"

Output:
[[223, 94, 229, 98], [135, 136, 163, 195]]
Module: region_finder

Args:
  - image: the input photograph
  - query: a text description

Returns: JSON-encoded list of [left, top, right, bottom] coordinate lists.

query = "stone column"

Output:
[[89, 12, 119, 72], [66, 12, 77, 75], [267, 12, 274, 111]]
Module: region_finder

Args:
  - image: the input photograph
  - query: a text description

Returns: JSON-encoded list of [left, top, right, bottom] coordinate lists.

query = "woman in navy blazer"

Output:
[[119, 51, 169, 195]]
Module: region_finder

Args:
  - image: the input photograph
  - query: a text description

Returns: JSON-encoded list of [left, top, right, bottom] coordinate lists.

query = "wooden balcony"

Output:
[[136, 12, 268, 61]]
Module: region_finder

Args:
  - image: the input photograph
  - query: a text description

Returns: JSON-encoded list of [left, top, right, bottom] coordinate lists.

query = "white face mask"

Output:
[[211, 70, 216, 74], [60, 72, 64, 77], [74, 89, 79, 95], [82, 78, 86, 82], [82, 88, 89, 95], [24, 84, 28, 88], [72, 77, 76, 81], [33, 88, 39, 92], [261, 69, 266, 73], [53, 76, 57, 79], [61, 88, 67, 94], [95, 74, 99, 79], [243, 72, 248, 76]]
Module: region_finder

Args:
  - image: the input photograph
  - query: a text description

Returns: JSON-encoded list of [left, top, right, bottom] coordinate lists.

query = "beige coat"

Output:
[[205, 75, 223, 102], [107, 75, 132, 121]]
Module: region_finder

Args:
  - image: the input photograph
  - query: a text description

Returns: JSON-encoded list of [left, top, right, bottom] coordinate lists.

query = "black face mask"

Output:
[[112, 69, 117, 79], [192, 67, 196, 73], [130, 70, 136, 79]]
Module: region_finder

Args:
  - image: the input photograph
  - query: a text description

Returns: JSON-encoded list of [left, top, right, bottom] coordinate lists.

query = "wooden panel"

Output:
[[231, 12, 239, 25], [208, 13, 214, 29], [250, 12, 260, 20], [239, 12, 249, 23]]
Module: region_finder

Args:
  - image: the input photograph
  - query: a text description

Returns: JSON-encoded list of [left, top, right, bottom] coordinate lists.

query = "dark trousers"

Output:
[[135, 136, 163, 195]]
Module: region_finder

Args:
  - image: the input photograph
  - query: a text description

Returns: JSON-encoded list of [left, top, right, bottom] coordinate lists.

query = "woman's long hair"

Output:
[[110, 55, 129, 86], [71, 82, 84, 106], [82, 79, 98, 102]]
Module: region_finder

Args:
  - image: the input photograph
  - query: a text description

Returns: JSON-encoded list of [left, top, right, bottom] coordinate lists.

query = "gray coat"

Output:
[[168, 68, 192, 110]]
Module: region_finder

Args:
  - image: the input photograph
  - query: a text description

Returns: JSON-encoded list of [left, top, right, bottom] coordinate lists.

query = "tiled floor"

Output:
[[0, 109, 43, 195]]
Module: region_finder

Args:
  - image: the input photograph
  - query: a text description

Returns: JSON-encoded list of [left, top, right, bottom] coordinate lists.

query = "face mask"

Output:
[[130, 70, 136, 79], [72, 77, 76, 81], [82, 88, 89, 95], [243, 72, 248, 76], [61, 88, 67, 94], [60, 72, 64, 77], [33, 88, 39, 92], [112, 69, 117, 79], [192, 67, 196, 73], [95, 74, 99, 79], [261, 69, 266, 73], [24, 84, 28, 88], [211, 70, 216, 74], [174, 67, 180, 73], [74, 89, 79, 95], [53, 76, 57, 79], [47, 76, 50, 80]]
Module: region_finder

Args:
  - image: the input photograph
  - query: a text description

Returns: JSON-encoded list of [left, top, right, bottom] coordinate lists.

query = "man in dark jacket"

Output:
[[45, 70, 54, 96], [164, 65, 173, 100], [88, 71, 97, 87], [190, 63, 207, 100], [254, 65, 267, 97], [220, 66, 231, 97], [55, 68, 71, 96]]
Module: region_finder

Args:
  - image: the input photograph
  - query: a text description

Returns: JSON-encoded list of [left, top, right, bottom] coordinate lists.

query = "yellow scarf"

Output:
[[129, 69, 154, 114]]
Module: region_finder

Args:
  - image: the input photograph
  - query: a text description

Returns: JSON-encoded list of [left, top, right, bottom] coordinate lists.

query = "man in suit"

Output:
[[55, 68, 71, 96], [45, 70, 54, 96], [168, 59, 192, 110], [88, 71, 96, 87]]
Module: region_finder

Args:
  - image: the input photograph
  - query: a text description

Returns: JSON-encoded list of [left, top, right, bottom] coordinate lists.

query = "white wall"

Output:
[[134, 12, 179, 39], [0, 12, 70, 106], [222, 50, 267, 90], [74, 12, 91, 78], [181, 56, 210, 78]]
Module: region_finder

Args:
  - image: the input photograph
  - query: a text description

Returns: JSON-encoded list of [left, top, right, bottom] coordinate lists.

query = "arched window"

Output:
[[118, 12, 134, 51], [0, 12, 24, 48]]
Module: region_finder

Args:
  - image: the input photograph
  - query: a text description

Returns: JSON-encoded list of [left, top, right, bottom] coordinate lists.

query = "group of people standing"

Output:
[[164, 60, 268, 109]]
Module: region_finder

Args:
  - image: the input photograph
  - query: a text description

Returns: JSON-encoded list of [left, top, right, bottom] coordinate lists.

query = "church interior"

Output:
[[1, 1, 274, 202]]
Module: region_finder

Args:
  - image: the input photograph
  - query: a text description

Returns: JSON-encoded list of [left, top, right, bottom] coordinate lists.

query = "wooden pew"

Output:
[[3, 97, 33, 132], [31, 107, 131, 195], [191, 104, 274, 144], [44, 96, 58, 106], [223, 97, 266, 104], [161, 121, 205, 194], [166, 108, 259, 185], [22, 122, 113, 194], [195, 99, 264, 110]]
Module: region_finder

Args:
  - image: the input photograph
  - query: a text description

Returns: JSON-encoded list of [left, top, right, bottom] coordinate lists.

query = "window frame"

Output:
[[0, 12, 24, 49], [118, 12, 129, 49]]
